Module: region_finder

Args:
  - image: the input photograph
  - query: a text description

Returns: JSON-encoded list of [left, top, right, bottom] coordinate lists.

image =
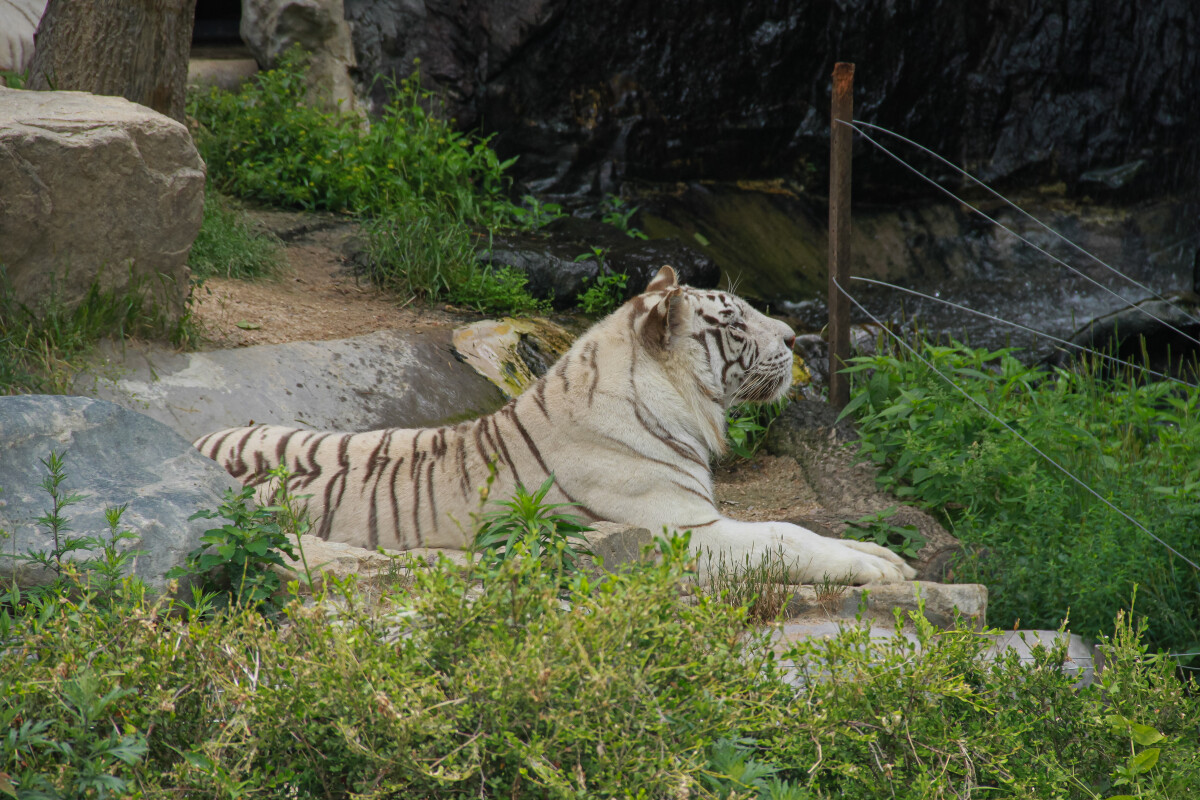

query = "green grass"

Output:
[[842, 341, 1200, 660], [188, 190, 286, 281], [186, 47, 545, 313], [0, 267, 197, 394]]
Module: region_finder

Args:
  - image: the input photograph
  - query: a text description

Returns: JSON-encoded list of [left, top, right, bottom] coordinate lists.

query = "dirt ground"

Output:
[[188, 210, 806, 517]]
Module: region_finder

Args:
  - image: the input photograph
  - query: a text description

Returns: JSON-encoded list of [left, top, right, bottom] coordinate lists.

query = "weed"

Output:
[[724, 398, 789, 461], [704, 547, 794, 624], [166, 465, 304, 612], [511, 194, 566, 232], [472, 475, 594, 594], [188, 189, 286, 281], [0, 267, 195, 394], [600, 193, 648, 239], [574, 247, 628, 314]]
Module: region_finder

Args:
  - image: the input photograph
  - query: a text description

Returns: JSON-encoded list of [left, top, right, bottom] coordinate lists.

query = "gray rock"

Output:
[[76, 327, 508, 443], [785, 581, 988, 631], [0, 87, 204, 321], [0, 395, 239, 593], [241, 0, 360, 113], [578, 522, 655, 575]]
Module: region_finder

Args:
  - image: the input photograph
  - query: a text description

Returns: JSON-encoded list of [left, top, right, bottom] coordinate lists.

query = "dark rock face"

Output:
[[344, 1, 1200, 201], [478, 216, 719, 308]]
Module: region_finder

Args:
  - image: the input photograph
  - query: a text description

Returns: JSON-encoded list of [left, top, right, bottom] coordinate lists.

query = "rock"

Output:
[[452, 317, 575, 398], [76, 328, 508, 443], [343, 1, 1200, 200], [0, 87, 204, 320], [0, 395, 239, 594], [785, 581, 988, 631], [1047, 293, 1200, 383], [273, 535, 471, 593], [478, 216, 719, 309], [981, 630, 1102, 688], [765, 400, 965, 582], [769, 622, 1100, 688], [577, 522, 656, 575], [0, 0, 45, 73], [241, 0, 359, 113], [187, 57, 259, 92]]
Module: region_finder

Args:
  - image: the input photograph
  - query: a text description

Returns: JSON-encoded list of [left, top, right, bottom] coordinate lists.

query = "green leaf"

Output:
[[1127, 747, 1160, 775], [1130, 723, 1165, 746]]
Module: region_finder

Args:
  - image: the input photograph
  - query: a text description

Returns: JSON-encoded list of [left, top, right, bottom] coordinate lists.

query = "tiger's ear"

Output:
[[638, 284, 684, 352], [645, 265, 679, 294]]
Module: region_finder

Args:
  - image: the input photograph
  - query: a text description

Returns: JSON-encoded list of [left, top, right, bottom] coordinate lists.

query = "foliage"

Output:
[[842, 506, 927, 559], [1, 451, 147, 602], [472, 475, 594, 593], [165, 465, 304, 612], [362, 205, 546, 313], [573, 247, 628, 315], [600, 193, 648, 239], [724, 398, 789, 461], [0, 267, 195, 395], [842, 340, 1200, 658], [188, 189, 286, 281], [511, 194, 566, 232], [187, 47, 519, 229], [0, 69, 27, 89]]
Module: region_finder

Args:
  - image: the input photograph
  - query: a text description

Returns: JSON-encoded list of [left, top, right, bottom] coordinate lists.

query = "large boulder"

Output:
[[0, 395, 240, 593], [0, 87, 204, 320]]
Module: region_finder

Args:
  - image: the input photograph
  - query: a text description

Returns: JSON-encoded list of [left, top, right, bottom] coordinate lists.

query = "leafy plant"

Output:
[[724, 398, 789, 461], [188, 47, 519, 228], [574, 248, 628, 315], [842, 506, 927, 559], [600, 193, 648, 239], [166, 465, 303, 612], [842, 339, 1200, 658], [188, 189, 286, 281], [511, 194, 566, 232], [472, 475, 594, 593]]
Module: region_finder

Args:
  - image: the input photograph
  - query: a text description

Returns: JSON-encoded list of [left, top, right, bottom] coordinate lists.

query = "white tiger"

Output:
[[194, 266, 914, 584]]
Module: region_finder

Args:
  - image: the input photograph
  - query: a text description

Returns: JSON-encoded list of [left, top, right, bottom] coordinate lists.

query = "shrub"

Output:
[[842, 341, 1200, 658], [187, 48, 518, 228]]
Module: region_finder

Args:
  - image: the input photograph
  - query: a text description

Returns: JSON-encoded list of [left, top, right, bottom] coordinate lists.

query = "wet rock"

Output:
[[76, 328, 507, 443], [452, 317, 575, 397], [1048, 293, 1200, 382], [478, 216, 719, 308], [765, 399, 966, 583], [0, 395, 238, 593], [0, 87, 204, 321]]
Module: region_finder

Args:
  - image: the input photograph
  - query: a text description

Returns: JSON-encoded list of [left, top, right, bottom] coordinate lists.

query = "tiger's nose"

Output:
[[784, 332, 796, 350]]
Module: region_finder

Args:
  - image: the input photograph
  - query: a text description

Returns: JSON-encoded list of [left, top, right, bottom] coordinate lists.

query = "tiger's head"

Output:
[[633, 265, 797, 409]]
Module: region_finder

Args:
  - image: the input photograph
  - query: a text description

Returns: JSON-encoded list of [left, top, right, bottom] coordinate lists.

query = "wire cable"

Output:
[[839, 120, 1200, 349], [848, 276, 1198, 389]]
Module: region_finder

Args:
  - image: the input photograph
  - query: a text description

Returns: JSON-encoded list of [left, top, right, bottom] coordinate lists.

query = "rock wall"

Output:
[[343, 0, 1200, 200]]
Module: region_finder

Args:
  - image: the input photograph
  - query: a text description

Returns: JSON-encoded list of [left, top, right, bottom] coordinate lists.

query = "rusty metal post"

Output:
[[827, 62, 855, 411]]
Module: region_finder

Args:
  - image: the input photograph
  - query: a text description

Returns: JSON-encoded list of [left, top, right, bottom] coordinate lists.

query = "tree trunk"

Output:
[[27, 0, 198, 123]]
